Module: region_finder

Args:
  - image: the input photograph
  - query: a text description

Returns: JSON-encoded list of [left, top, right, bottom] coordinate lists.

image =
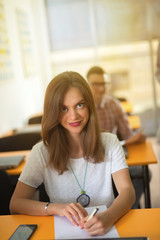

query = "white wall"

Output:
[[0, 0, 52, 135]]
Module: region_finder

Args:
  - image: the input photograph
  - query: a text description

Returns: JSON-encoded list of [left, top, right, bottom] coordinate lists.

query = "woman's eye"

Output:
[[61, 106, 68, 112], [77, 103, 84, 108]]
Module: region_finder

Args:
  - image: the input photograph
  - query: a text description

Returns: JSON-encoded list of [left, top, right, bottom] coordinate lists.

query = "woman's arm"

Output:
[[82, 168, 135, 236], [105, 168, 135, 221], [10, 181, 88, 226], [10, 181, 47, 215]]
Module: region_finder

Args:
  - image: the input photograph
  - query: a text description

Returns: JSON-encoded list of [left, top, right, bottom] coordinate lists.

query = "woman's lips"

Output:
[[69, 121, 81, 127]]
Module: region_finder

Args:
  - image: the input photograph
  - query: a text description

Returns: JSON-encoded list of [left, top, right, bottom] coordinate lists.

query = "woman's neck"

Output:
[[67, 133, 83, 159]]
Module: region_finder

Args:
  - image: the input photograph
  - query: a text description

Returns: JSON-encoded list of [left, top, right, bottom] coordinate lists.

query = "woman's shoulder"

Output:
[[101, 131, 117, 141], [30, 140, 49, 159], [32, 140, 45, 150], [101, 132, 118, 147]]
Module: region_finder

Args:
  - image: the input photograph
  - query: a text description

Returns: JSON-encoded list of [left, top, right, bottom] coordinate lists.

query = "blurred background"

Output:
[[0, 0, 160, 209], [0, 0, 160, 137]]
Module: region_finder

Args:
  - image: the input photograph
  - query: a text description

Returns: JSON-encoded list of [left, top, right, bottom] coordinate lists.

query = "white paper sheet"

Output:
[[54, 205, 119, 239]]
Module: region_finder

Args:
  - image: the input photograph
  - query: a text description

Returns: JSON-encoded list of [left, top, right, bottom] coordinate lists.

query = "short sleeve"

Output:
[[102, 132, 128, 174], [19, 142, 48, 188], [110, 134, 128, 173]]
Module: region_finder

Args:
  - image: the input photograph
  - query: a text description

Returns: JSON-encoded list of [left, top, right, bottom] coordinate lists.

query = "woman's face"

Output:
[[59, 87, 89, 137]]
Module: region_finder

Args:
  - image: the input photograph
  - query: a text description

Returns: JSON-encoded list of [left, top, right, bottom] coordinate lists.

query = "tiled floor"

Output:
[[140, 136, 160, 208]]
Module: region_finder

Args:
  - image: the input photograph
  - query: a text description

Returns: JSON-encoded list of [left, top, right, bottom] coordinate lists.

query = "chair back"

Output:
[[28, 116, 42, 125], [0, 170, 14, 214], [0, 132, 42, 152]]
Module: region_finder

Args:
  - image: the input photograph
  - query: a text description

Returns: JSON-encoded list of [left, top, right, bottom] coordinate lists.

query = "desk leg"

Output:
[[143, 165, 151, 208]]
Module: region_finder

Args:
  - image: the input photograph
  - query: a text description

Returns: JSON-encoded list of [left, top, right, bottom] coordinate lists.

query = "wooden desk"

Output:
[[0, 209, 160, 239], [127, 141, 157, 166], [0, 151, 30, 175], [128, 115, 141, 129], [29, 112, 43, 118], [127, 141, 157, 208], [121, 101, 133, 114], [15, 124, 41, 134], [1, 129, 15, 137], [116, 208, 160, 239], [1, 124, 41, 138], [0, 215, 54, 240]]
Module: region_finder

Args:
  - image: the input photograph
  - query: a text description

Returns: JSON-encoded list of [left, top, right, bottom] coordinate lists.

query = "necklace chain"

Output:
[[69, 161, 88, 194]]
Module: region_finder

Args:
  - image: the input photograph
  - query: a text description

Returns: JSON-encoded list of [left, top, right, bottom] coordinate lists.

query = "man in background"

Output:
[[87, 66, 147, 208]]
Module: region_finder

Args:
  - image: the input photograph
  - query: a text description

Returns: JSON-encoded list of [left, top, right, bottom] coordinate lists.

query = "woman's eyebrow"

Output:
[[76, 99, 85, 104], [62, 98, 85, 108]]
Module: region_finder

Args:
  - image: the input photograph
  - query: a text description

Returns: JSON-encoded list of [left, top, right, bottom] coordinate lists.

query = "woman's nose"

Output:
[[69, 109, 78, 119]]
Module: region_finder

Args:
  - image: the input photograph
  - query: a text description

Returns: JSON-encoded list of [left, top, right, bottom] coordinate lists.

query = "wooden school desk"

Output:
[[0, 129, 15, 138], [0, 150, 30, 176], [128, 115, 141, 130], [127, 141, 157, 208], [0, 208, 160, 240], [29, 112, 43, 119], [0, 124, 41, 138]]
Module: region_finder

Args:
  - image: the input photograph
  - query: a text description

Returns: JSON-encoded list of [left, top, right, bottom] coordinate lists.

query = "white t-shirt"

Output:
[[19, 132, 128, 208]]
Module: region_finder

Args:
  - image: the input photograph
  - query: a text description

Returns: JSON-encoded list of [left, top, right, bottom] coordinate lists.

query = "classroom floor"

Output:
[[140, 136, 160, 208]]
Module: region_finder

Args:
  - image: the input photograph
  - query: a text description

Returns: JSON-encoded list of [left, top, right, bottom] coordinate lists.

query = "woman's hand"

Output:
[[55, 203, 88, 227], [81, 212, 112, 236]]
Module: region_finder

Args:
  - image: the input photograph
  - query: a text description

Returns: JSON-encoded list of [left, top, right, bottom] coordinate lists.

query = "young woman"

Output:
[[10, 71, 135, 236]]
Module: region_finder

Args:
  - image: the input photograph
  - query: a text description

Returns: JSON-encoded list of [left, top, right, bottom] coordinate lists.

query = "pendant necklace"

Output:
[[69, 161, 90, 207]]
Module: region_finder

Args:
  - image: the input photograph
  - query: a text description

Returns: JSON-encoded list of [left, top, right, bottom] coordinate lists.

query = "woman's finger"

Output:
[[76, 203, 88, 218], [65, 203, 86, 225], [65, 211, 79, 226]]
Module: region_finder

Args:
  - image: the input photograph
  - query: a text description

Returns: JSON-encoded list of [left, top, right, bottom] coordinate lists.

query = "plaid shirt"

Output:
[[96, 96, 133, 140]]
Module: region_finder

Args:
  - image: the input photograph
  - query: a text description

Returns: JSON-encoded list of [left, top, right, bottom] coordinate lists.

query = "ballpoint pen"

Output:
[[87, 207, 99, 222]]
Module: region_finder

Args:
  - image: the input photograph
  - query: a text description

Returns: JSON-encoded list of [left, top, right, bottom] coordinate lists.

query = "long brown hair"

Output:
[[42, 71, 104, 174]]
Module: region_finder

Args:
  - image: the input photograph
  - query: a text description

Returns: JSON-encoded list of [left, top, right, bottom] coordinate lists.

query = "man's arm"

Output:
[[114, 100, 146, 144]]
